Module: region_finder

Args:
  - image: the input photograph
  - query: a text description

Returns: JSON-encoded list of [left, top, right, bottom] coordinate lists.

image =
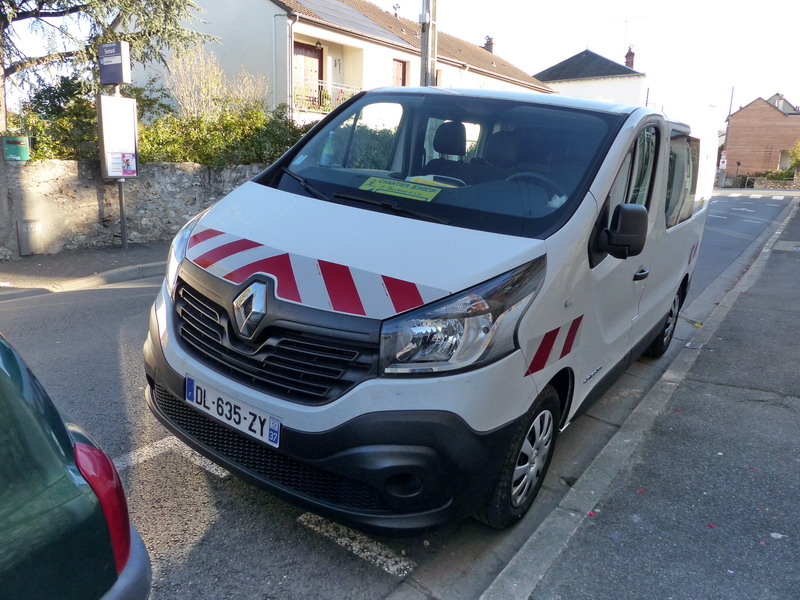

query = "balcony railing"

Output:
[[293, 79, 361, 113]]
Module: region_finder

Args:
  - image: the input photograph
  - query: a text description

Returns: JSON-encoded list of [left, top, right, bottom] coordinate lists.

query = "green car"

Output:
[[0, 334, 151, 599]]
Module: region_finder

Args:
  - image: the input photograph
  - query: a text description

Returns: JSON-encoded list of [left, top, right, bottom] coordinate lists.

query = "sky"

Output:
[[374, 0, 800, 136]]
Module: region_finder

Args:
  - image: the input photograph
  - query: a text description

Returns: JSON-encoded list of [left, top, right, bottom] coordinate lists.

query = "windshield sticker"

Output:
[[359, 177, 441, 202]]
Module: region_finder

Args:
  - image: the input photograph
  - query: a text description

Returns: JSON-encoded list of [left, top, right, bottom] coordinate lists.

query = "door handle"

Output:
[[633, 267, 650, 281]]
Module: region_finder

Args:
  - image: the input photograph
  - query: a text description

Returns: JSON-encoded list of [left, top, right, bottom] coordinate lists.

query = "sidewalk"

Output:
[[0, 240, 169, 300], [483, 200, 800, 599]]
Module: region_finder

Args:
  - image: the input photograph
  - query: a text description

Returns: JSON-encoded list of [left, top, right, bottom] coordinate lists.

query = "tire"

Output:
[[477, 385, 560, 529], [643, 289, 682, 358]]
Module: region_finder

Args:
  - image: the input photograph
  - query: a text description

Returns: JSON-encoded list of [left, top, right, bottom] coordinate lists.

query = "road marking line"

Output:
[[741, 201, 754, 204], [298, 513, 417, 577], [749, 194, 762, 198], [113, 436, 230, 478], [766, 203, 781, 207], [729, 193, 741, 197], [743, 219, 762, 224], [708, 215, 727, 219], [772, 196, 785, 200]]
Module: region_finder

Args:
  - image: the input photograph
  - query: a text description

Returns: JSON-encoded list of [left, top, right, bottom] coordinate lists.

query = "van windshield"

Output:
[[269, 92, 626, 239]]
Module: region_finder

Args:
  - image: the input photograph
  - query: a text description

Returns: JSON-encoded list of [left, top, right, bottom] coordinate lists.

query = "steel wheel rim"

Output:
[[510, 409, 554, 507], [663, 293, 680, 346]]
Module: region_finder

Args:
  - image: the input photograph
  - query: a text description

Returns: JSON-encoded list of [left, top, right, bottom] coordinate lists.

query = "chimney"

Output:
[[625, 47, 635, 68], [483, 36, 494, 53]]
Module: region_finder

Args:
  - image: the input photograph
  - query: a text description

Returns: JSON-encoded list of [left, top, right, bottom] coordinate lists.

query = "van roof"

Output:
[[367, 86, 641, 116]]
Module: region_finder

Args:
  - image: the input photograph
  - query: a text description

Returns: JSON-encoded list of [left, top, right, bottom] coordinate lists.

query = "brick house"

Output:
[[725, 94, 800, 176]]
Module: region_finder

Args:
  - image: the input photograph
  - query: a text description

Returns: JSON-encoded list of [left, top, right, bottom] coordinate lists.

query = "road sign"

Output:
[[99, 41, 131, 85]]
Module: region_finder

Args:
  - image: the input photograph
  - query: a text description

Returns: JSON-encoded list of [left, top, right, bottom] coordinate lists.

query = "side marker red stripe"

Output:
[[223, 254, 301, 302], [187, 228, 224, 249], [193, 238, 262, 268], [382, 276, 424, 314], [560, 315, 584, 359], [525, 327, 560, 376], [318, 260, 365, 315]]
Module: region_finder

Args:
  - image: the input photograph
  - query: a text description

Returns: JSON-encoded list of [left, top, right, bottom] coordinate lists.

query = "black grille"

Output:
[[174, 280, 377, 404], [153, 384, 390, 513]]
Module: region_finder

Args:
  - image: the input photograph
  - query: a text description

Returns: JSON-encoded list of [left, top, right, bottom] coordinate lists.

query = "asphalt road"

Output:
[[0, 192, 790, 600]]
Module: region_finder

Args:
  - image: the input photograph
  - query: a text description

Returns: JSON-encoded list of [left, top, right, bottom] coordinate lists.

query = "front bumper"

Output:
[[144, 301, 521, 533]]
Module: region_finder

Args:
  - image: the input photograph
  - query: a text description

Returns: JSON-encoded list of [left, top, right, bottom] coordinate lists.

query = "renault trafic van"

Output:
[[144, 88, 708, 532]]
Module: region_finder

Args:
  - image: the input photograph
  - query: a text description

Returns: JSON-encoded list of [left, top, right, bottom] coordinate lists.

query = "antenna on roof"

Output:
[[393, 3, 400, 17]]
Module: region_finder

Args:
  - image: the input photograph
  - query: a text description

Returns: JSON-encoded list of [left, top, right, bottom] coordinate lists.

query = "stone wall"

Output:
[[0, 159, 266, 259], [751, 170, 800, 190]]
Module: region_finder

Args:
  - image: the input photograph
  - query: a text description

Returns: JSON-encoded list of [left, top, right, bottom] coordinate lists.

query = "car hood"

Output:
[[185, 182, 545, 319]]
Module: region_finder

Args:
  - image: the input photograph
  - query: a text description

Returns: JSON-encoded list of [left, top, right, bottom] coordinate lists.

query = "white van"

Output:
[[144, 88, 708, 532]]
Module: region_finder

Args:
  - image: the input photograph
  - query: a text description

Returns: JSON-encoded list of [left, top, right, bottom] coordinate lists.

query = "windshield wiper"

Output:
[[281, 167, 329, 201], [332, 192, 450, 224]]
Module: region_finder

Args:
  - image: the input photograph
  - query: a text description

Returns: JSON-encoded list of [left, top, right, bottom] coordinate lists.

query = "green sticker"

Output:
[[358, 177, 441, 202]]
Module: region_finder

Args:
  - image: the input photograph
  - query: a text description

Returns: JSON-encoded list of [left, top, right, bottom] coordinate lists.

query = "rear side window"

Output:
[[629, 126, 658, 206], [665, 134, 700, 228]]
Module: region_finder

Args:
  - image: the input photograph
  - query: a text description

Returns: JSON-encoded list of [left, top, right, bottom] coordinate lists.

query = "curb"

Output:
[[479, 196, 799, 600], [54, 261, 167, 291], [0, 261, 166, 302]]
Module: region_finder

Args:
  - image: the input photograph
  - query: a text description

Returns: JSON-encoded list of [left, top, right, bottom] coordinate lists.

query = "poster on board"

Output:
[[97, 95, 138, 179]]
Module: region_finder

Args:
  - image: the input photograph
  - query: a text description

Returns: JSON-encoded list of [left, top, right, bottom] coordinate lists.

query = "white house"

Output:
[[533, 49, 648, 107], [136, 0, 552, 123]]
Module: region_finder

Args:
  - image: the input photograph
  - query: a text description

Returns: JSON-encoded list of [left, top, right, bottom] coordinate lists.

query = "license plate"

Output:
[[185, 376, 281, 448]]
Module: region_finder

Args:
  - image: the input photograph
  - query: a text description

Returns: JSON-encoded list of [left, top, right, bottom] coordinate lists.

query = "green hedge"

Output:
[[3, 77, 315, 167]]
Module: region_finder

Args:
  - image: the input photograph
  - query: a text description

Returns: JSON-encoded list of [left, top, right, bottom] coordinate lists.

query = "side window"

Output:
[[310, 102, 403, 170], [665, 134, 700, 228], [589, 125, 659, 268]]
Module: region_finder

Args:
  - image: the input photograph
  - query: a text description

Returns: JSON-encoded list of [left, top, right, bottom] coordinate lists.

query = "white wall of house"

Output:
[[546, 76, 648, 106], [132, 0, 291, 109]]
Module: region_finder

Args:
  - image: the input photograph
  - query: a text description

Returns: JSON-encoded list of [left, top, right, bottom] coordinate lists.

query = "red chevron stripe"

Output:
[[382, 275, 424, 314], [193, 238, 262, 268], [525, 327, 560, 376], [187, 228, 224, 249], [318, 260, 365, 315], [223, 254, 301, 302], [560, 315, 583, 359]]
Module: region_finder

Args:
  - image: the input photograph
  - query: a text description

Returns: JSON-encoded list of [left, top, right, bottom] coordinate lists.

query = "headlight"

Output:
[[165, 213, 204, 295], [380, 257, 546, 375]]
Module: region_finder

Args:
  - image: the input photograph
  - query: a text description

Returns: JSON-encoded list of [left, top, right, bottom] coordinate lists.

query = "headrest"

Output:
[[433, 121, 466, 156], [485, 131, 518, 167]]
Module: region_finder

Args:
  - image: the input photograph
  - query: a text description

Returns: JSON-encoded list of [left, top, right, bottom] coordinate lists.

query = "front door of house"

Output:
[[293, 42, 323, 109]]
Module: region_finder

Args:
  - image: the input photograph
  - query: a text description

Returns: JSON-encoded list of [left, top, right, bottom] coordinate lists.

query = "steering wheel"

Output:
[[505, 171, 566, 198]]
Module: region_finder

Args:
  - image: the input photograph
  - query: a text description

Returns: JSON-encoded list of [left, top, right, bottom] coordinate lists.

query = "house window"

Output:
[[393, 59, 407, 86]]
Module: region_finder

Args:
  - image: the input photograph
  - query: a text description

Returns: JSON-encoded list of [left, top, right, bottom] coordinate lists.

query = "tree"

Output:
[[0, 0, 210, 130], [788, 138, 800, 171]]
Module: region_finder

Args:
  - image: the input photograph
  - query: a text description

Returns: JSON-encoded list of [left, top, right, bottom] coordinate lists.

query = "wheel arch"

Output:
[[545, 367, 574, 429]]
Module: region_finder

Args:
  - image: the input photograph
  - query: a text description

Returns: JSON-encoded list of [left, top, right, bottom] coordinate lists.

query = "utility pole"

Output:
[[419, 0, 437, 86]]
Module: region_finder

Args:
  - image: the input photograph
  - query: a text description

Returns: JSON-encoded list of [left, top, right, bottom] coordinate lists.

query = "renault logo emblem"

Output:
[[233, 282, 267, 338]]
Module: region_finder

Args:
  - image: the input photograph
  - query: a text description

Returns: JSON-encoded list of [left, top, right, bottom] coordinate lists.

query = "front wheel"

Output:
[[477, 385, 560, 529]]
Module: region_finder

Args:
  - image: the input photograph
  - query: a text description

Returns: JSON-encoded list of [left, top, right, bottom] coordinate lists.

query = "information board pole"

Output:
[[113, 84, 128, 250], [118, 178, 127, 250]]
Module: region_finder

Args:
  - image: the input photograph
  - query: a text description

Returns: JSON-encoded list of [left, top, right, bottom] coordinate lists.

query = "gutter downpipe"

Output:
[[288, 14, 300, 113]]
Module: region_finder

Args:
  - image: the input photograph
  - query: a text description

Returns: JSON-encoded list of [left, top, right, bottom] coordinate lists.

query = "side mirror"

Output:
[[601, 203, 648, 259]]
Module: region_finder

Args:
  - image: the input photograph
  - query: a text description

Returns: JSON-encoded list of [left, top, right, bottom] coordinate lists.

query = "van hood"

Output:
[[185, 182, 545, 319]]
